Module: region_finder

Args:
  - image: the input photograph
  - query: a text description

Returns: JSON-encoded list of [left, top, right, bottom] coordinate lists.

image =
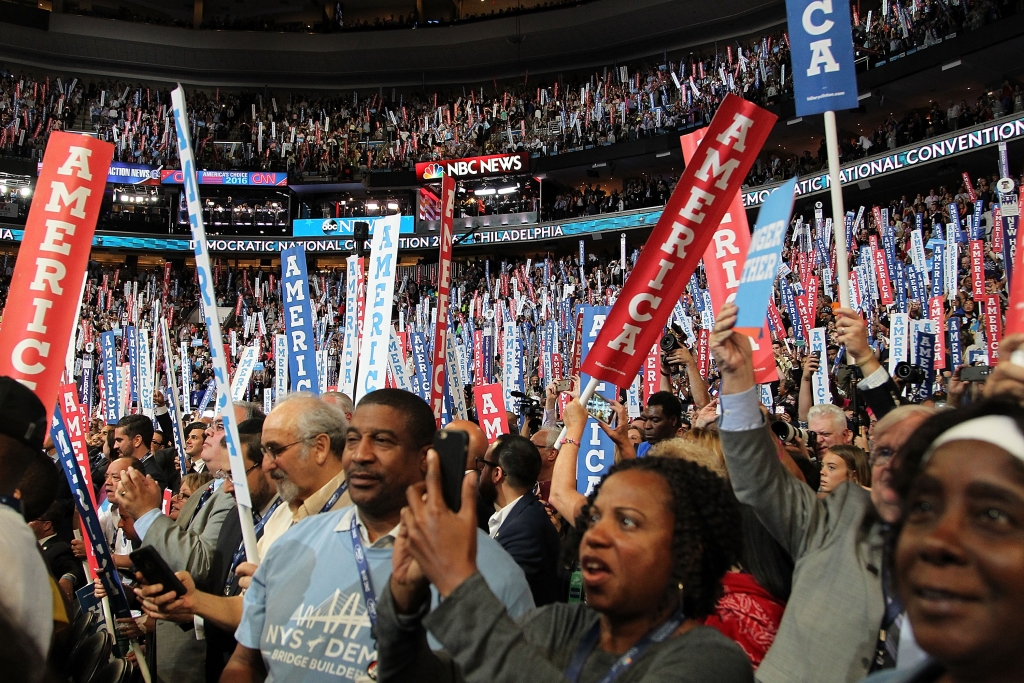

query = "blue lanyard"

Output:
[[225, 497, 284, 595], [563, 609, 686, 683], [320, 480, 348, 515], [349, 513, 378, 630]]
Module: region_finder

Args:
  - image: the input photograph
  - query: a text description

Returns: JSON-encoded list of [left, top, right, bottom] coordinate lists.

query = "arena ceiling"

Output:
[[0, 0, 787, 88]]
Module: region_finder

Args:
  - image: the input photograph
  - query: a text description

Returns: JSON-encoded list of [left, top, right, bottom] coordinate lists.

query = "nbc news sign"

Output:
[[415, 152, 528, 182]]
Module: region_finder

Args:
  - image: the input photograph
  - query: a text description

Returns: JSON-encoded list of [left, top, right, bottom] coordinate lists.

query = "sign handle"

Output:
[[824, 110, 851, 309]]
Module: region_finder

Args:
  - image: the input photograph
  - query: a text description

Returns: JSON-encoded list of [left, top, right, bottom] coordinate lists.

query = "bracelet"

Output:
[[561, 437, 580, 447]]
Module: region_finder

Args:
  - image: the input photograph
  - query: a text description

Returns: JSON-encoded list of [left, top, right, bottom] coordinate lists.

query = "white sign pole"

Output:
[[824, 111, 851, 309], [170, 85, 259, 563]]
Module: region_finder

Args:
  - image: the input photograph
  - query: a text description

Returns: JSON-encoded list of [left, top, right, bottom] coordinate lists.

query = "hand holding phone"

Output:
[[434, 430, 470, 512], [585, 394, 618, 428], [130, 546, 188, 597]]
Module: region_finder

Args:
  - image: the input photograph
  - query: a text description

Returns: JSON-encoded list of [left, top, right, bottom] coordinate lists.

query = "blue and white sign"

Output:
[[787, 0, 859, 115], [230, 346, 258, 401], [889, 312, 909, 375], [274, 334, 288, 407], [810, 327, 832, 404], [734, 178, 798, 336], [578, 306, 617, 496], [356, 215, 402, 401], [339, 256, 360, 398], [101, 331, 119, 424], [502, 324, 524, 410], [281, 246, 320, 395], [409, 332, 431, 401], [387, 327, 412, 392]]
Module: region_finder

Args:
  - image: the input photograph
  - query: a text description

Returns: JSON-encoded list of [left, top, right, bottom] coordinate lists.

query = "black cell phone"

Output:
[[960, 365, 992, 382], [434, 430, 469, 512], [130, 546, 188, 597]]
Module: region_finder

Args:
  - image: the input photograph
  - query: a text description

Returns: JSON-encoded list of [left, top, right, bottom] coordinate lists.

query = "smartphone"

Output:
[[774, 406, 786, 415], [434, 430, 469, 512], [960, 365, 992, 382], [555, 379, 572, 393], [130, 546, 188, 597], [585, 394, 617, 428]]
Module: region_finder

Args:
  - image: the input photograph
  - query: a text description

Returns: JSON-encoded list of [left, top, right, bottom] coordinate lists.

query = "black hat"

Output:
[[0, 377, 47, 451]]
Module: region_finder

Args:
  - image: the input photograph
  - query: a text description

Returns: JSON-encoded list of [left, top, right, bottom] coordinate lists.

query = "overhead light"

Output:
[[0, 185, 6, 194], [497, 187, 517, 195], [655, 151, 671, 158], [592, 162, 607, 168], [365, 201, 379, 211], [475, 188, 496, 196], [387, 201, 399, 210], [19, 187, 30, 197]]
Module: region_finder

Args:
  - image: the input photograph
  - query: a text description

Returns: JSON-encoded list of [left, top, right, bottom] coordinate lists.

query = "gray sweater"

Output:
[[377, 572, 753, 683]]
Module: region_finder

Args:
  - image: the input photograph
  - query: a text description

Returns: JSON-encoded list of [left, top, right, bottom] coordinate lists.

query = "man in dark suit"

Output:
[[29, 501, 85, 601], [114, 414, 168, 491], [478, 433, 562, 606]]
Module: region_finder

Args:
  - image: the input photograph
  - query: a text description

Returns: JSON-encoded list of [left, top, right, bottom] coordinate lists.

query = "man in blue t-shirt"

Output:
[[636, 391, 684, 457], [228, 389, 534, 682]]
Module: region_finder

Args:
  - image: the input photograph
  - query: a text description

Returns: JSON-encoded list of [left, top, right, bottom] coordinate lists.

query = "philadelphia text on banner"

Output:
[[580, 94, 777, 387]]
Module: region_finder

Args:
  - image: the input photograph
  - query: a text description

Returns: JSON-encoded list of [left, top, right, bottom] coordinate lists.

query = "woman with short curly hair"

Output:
[[376, 452, 754, 683]]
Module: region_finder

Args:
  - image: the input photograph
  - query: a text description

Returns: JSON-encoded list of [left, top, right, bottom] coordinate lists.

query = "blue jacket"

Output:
[[493, 491, 563, 606]]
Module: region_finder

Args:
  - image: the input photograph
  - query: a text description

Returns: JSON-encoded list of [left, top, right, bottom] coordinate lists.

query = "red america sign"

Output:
[[416, 152, 528, 182]]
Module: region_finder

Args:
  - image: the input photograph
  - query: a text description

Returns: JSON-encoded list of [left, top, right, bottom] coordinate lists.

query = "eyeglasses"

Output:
[[209, 420, 225, 432], [475, 457, 500, 470], [870, 447, 896, 468], [245, 462, 261, 475], [172, 491, 191, 501], [260, 438, 313, 460]]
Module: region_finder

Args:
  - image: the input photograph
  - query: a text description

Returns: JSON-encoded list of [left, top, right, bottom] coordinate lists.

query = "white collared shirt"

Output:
[[488, 495, 523, 539], [335, 506, 401, 549]]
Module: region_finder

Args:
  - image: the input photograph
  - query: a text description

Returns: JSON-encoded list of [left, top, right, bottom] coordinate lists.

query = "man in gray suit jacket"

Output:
[[116, 409, 251, 683], [710, 302, 933, 683]]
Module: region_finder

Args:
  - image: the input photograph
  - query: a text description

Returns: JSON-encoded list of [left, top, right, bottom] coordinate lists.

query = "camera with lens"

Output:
[[510, 391, 543, 420], [771, 420, 818, 454], [660, 330, 682, 354], [894, 362, 926, 384]]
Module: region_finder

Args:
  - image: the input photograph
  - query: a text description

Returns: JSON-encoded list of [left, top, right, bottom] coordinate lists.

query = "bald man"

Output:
[[446, 419, 488, 473], [444, 419, 494, 532]]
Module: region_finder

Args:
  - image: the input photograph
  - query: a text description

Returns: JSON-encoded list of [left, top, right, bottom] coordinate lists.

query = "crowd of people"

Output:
[[853, 0, 1008, 61]]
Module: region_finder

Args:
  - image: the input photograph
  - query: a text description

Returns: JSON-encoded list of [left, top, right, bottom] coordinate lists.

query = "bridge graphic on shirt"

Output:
[[289, 589, 372, 639]]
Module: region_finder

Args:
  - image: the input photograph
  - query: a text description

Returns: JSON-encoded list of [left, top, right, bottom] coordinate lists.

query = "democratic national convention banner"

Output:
[[786, 0, 859, 116], [281, 246, 320, 394], [681, 128, 777, 384], [0, 132, 114, 425], [293, 216, 415, 237], [581, 95, 776, 387], [429, 176, 457, 425], [355, 215, 402, 402], [416, 152, 528, 182]]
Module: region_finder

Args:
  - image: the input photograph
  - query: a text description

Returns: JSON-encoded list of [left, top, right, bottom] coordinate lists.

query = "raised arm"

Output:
[[711, 302, 827, 559]]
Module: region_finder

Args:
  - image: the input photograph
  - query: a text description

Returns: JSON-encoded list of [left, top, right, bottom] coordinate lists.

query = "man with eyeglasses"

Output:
[[250, 393, 352, 557], [220, 389, 532, 683], [116, 403, 259, 582], [135, 393, 352, 665], [134, 419, 281, 683], [711, 302, 935, 683]]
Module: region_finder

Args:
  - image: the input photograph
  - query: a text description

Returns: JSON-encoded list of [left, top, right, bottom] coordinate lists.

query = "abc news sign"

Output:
[[416, 152, 528, 182]]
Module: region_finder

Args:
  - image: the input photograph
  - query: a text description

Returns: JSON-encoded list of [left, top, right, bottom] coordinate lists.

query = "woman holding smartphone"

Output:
[[376, 448, 754, 682]]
